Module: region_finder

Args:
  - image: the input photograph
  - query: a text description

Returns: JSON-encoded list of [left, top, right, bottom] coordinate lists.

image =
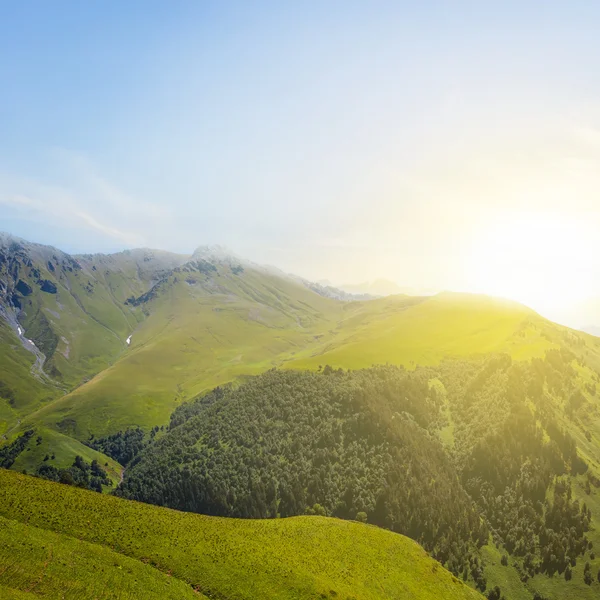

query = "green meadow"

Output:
[[0, 469, 483, 600]]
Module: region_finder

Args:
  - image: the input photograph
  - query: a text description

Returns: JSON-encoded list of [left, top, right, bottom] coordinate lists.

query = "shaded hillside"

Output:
[[0, 469, 483, 600], [120, 352, 600, 599], [119, 367, 485, 568]]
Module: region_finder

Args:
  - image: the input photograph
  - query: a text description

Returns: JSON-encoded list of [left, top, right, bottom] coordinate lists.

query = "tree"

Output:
[[355, 511, 368, 523], [59, 471, 74, 485], [487, 585, 502, 600]]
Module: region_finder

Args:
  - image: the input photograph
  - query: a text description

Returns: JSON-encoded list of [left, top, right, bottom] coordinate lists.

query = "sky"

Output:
[[2, 1, 600, 327]]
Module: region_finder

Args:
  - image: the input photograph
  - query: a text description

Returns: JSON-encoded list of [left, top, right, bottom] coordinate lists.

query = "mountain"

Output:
[[4, 232, 600, 599], [299, 278, 375, 301], [340, 278, 411, 297], [0, 234, 344, 437], [0, 469, 484, 600], [582, 325, 600, 337]]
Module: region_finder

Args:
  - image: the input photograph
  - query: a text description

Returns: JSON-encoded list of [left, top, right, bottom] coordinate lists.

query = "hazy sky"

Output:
[[3, 1, 600, 326]]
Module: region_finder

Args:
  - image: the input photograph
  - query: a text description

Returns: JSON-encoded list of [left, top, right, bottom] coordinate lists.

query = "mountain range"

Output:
[[2, 232, 600, 599]]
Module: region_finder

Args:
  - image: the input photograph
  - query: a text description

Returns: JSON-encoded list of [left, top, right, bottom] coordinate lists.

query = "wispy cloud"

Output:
[[0, 149, 171, 248]]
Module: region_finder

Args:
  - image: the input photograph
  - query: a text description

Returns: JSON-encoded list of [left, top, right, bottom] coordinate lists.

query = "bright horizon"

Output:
[[3, 2, 600, 329]]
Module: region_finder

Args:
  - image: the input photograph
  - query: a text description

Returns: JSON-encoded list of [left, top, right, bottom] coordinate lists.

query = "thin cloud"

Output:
[[0, 150, 172, 248], [73, 210, 145, 245]]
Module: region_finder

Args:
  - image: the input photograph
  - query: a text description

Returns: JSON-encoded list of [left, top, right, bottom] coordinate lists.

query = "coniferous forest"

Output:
[[116, 349, 594, 592]]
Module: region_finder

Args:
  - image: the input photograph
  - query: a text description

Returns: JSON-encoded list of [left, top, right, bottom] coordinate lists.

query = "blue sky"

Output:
[[3, 1, 600, 324]]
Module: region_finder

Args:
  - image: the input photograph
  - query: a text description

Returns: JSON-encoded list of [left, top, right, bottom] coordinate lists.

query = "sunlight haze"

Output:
[[2, 1, 600, 328]]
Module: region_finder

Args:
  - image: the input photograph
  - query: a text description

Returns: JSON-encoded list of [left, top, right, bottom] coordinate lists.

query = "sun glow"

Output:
[[466, 213, 597, 322]]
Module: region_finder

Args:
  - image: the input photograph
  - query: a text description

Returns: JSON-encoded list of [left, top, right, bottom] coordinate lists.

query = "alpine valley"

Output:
[[3, 231, 600, 600]]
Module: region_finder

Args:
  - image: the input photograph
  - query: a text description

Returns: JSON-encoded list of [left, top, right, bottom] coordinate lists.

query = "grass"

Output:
[[8, 426, 122, 487], [0, 515, 203, 600], [0, 468, 484, 600], [481, 543, 531, 600], [285, 292, 557, 371], [0, 319, 58, 434]]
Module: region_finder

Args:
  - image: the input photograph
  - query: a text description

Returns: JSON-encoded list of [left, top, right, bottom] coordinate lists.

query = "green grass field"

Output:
[[0, 516, 204, 600], [0, 469, 483, 600]]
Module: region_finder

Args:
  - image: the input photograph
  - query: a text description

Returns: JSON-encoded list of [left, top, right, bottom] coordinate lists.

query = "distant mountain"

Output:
[[582, 325, 600, 337], [299, 279, 375, 301], [340, 278, 413, 296]]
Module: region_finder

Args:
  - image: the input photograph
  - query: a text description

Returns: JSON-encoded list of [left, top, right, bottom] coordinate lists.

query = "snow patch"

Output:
[[126, 335, 132, 346], [17, 326, 22, 336], [26, 338, 35, 347]]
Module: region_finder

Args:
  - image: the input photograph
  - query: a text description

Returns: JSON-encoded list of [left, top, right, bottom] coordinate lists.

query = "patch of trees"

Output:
[[0, 429, 35, 468], [119, 367, 485, 569], [87, 427, 150, 466], [117, 348, 595, 587], [15, 279, 32, 296], [125, 282, 163, 306], [36, 455, 111, 492], [448, 352, 591, 579], [39, 279, 57, 293]]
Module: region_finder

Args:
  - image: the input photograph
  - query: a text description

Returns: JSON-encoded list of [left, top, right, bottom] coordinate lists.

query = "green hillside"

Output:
[[0, 469, 483, 600], [285, 292, 559, 370], [118, 368, 484, 563], [21, 289, 572, 443], [8, 426, 122, 485], [119, 351, 600, 600], [23, 263, 343, 439], [0, 516, 203, 600], [0, 319, 58, 436]]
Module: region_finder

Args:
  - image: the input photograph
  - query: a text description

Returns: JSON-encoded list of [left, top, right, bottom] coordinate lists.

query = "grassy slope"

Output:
[[0, 320, 58, 435], [0, 516, 203, 600], [24, 268, 343, 439], [286, 292, 557, 371], [24, 290, 574, 442], [9, 427, 122, 486], [0, 469, 483, 600]]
